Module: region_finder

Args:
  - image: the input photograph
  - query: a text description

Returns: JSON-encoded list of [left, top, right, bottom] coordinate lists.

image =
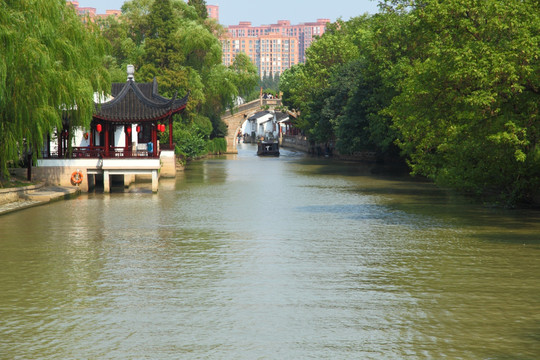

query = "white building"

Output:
[[242, 110, 289, 139]]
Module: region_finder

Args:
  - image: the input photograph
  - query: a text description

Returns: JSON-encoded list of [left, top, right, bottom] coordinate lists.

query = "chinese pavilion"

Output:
[[38, 66, 189, 193], [89, 66, 189, 158]]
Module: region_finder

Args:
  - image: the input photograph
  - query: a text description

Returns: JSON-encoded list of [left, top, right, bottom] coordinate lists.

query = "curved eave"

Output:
[[93, 103, 187, 123], [98, 80, 178, 110]]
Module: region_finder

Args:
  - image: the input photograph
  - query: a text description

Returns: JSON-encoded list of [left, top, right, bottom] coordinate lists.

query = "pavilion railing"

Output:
[[42, 146, 161, 159]]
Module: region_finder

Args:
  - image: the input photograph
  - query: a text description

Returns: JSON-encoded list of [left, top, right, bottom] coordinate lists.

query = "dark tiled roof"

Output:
[[94, 78, 188, 122], [247, 111, 289, 122], [248, 111, 271, 120], [275, 112, 289, 122]]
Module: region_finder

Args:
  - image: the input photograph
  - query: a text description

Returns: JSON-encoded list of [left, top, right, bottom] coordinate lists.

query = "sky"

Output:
[[81, 0, 380, 26]]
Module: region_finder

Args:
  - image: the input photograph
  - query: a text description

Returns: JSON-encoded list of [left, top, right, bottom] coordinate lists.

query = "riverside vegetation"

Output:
[[280, 0, 540, 207], [0, 0, 258, 180], [2, 0, 539, 206]]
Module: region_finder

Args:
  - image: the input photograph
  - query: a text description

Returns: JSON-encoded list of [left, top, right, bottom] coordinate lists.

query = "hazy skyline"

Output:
[[80, 0, 380, 26]]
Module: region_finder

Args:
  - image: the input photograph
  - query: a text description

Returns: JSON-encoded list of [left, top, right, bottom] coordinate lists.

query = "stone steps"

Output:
[[0, 185, 80, 216], [0, 199, 43, 215]]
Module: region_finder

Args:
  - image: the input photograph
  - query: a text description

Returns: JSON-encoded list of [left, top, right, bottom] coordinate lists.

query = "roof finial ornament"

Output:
[[127, 64, 135, 81]]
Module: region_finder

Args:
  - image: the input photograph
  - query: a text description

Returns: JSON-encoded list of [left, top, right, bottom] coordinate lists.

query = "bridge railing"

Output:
[[262, 98, 281, 108], [222, 98, 283, 118], [222, 99, 261, 118]]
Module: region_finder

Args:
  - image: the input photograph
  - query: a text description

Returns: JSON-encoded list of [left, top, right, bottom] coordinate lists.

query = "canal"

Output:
[[1, 144, 540, 359]]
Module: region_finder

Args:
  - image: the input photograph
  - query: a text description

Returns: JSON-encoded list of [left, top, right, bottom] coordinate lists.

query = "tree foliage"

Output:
[[102, 0, 257, 141], [230, 52, 258, 100], [387, 0, 540, 204], [259, 73, 280, 94], [0, 0, 259, 179], [0, 0, 109, 178], [188, 0, 208, 20], [280, 0, 540, 205]]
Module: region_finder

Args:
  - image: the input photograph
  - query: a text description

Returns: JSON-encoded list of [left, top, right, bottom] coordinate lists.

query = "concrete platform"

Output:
[[0, 185, 80, 216]]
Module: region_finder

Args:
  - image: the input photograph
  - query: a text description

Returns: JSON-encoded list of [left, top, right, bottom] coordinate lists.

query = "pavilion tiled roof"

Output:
[[94, 78, 188, 122]]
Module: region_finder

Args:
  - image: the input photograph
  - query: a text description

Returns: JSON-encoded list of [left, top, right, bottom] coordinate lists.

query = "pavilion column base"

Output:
[[152, 170, 158, 193], [103, 170, 111, 193]]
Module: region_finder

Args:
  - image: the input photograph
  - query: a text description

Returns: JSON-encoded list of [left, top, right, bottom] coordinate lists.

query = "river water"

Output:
[[1, 144, 539, 359]]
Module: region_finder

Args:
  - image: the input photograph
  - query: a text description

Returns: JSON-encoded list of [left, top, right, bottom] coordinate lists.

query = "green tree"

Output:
[[99, 15, 145, 81], [259, 72, 280, 95], [0, 0, 109, 179], [280, 18, 362, 144], [188, 0, 208, 20], [119, 0, 154, 45], [331, 12, 412, 156], [107, 0, 259, 149], [280, 64, 308, 112], [172, 122, 207, 159], [230, 52, 258, 100], [386, 0, 540, 204], [141, 0, 182, 72], [176, 20, 222, 73]]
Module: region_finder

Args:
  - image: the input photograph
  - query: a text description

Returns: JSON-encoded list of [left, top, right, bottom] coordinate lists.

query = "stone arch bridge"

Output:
[[221, 98, 281, 153]]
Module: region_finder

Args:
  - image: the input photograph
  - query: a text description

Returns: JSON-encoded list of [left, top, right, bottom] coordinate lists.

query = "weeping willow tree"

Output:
[[0, 0, 109, 180]]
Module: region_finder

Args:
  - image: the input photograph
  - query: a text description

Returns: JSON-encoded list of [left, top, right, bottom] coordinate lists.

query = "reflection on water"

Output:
[[1, 143, 539, 359]]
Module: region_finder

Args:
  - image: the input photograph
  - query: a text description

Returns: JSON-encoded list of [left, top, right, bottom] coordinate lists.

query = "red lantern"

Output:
[[162, 124, 167, 132], [136, 125, 141, 133], [96, 124, 102, 133], [158, 124, 164, 132], [126, 126, 132, 134]]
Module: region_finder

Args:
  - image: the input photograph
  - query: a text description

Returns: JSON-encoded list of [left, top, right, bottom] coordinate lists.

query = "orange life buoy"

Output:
[[71, 171, 83, 185]]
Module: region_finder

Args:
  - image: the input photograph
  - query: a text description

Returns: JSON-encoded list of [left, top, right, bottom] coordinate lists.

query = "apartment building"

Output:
[[67, 2, 217, 21], [66, 1, 121, 20], [66, 2, 326, 78], [222, 30, 299, 78], [206, 5, 219, 22], [221, 18, 330, 78]]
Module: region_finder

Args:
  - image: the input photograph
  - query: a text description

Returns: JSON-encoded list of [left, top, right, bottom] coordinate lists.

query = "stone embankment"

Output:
[[0, 183, 80, 216], [281, 135, 380, 162]]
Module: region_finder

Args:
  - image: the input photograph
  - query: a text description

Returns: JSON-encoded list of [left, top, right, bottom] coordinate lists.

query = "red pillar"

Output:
[[105, 123, 110, 157], [125, 126, 130, 148], [169, 118, 173, 149], [153, 123, 157, 157]]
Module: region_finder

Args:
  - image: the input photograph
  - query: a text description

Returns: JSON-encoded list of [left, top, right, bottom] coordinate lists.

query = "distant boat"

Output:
[[257, 137, 280, 156]]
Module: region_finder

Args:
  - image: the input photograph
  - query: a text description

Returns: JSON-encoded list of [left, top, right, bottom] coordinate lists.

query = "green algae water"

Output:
[[1, 143, 539, 359]]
